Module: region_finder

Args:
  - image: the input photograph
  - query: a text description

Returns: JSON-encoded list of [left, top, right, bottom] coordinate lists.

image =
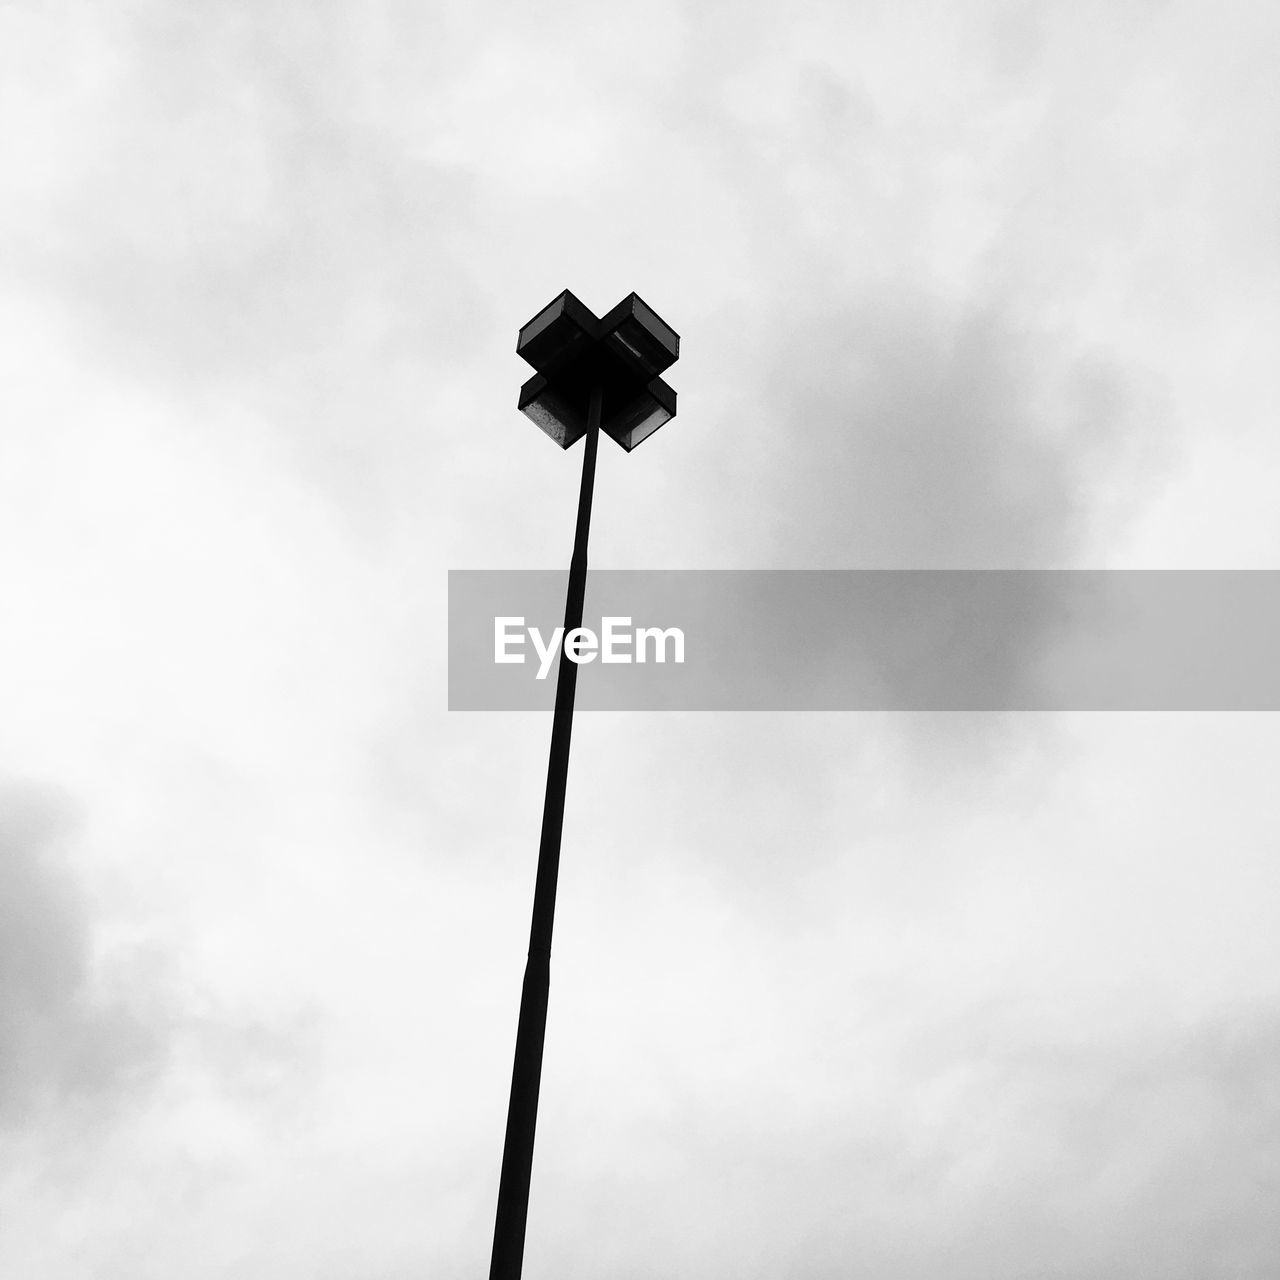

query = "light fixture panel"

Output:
[[597, 293, 680, 379], [518, 373, 589, 449], [600, 377, 677, 452], [517, 290, 598, 378]]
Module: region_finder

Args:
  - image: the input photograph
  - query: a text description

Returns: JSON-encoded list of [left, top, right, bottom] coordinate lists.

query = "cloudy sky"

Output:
[[3, 1, 1280, 1275]]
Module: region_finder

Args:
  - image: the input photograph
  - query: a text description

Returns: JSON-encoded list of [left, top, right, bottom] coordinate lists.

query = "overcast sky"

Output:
[[2, 2, 1280, 1276]]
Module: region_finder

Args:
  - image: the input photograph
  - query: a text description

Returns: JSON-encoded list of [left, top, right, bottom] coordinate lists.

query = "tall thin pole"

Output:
[[489, 384, 603, 1280]]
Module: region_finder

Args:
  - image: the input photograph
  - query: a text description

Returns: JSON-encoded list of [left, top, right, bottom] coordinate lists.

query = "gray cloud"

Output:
[[4, 4, 496, 526], [742, 296, 1139, 569], [0, 781, 165, 1129]]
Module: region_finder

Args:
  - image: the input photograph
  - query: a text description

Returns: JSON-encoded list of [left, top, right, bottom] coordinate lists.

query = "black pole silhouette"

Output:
[[489, 383, 602, 1280], [489, 289, 677, 1277]]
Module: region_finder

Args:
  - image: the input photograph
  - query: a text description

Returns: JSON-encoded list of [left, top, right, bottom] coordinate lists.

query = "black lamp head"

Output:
[[516, 291, 679, 451]]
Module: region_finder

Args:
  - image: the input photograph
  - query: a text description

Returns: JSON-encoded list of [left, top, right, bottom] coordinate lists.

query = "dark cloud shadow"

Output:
[[0, 780, 167, 1131], [738, 294, 1147, 569]]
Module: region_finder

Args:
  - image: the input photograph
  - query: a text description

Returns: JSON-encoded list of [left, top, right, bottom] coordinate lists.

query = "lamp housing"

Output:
[[516, 291, 679, 450]]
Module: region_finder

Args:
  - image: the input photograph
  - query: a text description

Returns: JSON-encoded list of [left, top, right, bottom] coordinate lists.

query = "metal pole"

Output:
[[489, 384, 603, 1280]]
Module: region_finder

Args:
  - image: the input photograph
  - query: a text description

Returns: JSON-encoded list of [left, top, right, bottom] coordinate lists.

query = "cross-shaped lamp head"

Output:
[[516, 290, 679, 451]]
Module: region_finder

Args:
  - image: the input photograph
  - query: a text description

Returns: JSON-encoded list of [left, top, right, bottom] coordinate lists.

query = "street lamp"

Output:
[[489, 291, 680, 1280]]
